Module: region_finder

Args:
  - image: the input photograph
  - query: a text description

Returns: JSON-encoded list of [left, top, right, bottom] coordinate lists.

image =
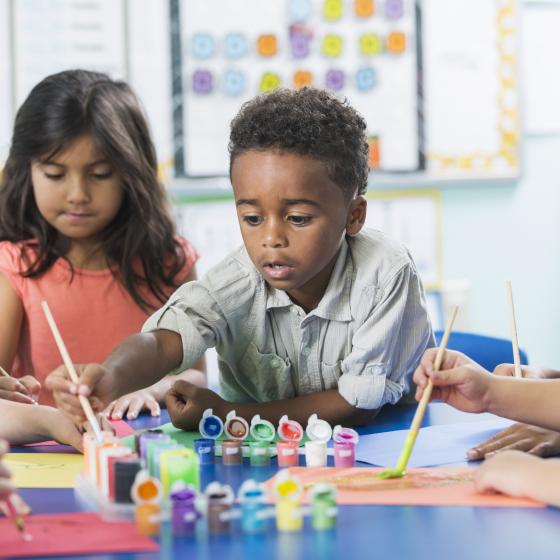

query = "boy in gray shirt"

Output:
[[47, 88, 434, 428]]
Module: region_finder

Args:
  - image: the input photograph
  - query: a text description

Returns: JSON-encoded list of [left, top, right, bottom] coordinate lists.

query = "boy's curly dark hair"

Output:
[[228, 87, 369, 197]]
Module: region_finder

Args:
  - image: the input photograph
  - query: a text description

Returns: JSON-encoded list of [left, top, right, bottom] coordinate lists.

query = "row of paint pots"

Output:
[[133, 470, 336, 536], [193, 410, 359, 468]]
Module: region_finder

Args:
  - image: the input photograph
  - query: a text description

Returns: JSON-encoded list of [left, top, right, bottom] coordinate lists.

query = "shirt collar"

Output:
[[265, 238, 353, 322]]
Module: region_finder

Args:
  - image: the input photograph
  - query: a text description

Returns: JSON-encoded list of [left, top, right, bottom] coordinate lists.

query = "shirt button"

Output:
[[272, 357, 283, 368], [301, 346, 310, 356]]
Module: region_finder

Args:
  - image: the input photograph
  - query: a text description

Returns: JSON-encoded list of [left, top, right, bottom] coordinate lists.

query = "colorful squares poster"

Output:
[[179, 0, 419, 175]]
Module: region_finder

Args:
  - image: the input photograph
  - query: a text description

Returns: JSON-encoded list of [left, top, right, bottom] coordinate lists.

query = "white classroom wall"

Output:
[[439, 137, 560, 368]]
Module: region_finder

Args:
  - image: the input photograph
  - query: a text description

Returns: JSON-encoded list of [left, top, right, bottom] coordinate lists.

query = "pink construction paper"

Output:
[[0, 512, 158, 557]]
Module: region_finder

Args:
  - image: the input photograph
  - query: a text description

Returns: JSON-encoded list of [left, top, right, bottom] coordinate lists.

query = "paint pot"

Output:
[[205, 482, 234, 534], [224, 410, 249, 440], [131, 470, 163, 536], [99, 445, 131, 497], [277, 415, 303, 467], [160, 448, 200, 493], [199, 409, 224, 440], [194, 438, 215, 465], [249, 441, 270, 467], [113, 457, 142, 504], [83, 431, 117, 485], [151, 442, 182, 478], [144, 437, 173, 476], [250, 415, 276, 442], [273, 470, 303, 532], [170, 483, 199, 535], [138, 431, 170, 464], [134, 428, 163, 455], [310, 483, 337, 530], [305, 414, 332, 467], [238, 480, 268, 533], [332, 425, 359, 467], [221, 439, 243, 465]]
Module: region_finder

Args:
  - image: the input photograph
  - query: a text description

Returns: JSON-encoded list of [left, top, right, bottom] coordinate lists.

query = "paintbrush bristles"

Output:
[[506, 281, 523, 378]]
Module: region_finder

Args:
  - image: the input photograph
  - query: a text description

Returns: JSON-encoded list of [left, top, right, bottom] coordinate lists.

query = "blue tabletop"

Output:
[[14, 404, 560, 560]]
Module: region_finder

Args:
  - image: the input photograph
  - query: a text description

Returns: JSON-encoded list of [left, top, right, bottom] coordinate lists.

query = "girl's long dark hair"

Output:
[[0, 69, 187, 311]]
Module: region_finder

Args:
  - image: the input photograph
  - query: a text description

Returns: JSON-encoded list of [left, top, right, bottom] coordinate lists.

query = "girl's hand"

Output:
[[468, 423, 560, 460], [0, 375, 41, 405], [45, 363, 115, 424], [104, 389, 161, 421], [0, 440, 31, 516], [413, 349, 493, 413], [164, 381, 225, 431], [474, 450, 540, 498]]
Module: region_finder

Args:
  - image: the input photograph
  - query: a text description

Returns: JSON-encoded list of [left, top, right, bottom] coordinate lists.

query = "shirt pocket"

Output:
[[240, 342, 295, 400], [320, 360, 343, 391]]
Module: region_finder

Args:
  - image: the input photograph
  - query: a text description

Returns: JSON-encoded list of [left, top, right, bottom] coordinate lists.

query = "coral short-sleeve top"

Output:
[[0, 238, 198, 406]]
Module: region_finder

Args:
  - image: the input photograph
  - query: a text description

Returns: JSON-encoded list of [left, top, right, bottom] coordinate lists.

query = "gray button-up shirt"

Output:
[[143, 228, 434, 409]]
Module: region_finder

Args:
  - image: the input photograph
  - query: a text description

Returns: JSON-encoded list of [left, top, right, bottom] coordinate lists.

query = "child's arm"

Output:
[[493, 364, 560, 379], [414, 348, 560, 431], [46, 329, 183, 423], [0, 401, 84, 450], [104, 358, 207, 420], [164, 380, 378, 430], [475, 450, 560, 507], [0, 274, 40, 404]]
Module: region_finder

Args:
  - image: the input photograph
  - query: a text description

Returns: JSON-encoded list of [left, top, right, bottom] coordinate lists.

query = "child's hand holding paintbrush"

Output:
[[0, 365, 40, 405], [0, 439, 31, 540]]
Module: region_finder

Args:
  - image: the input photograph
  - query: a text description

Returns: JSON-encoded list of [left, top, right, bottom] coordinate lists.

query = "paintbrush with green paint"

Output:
[[377, 305, 459, 480]]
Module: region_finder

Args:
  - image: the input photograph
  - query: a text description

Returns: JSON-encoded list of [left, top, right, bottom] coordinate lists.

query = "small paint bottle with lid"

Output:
[[249, 415, 275, 466], [332, 425, 359, 467], [305, 413, 333, 467], [277, 415, 304, 467]]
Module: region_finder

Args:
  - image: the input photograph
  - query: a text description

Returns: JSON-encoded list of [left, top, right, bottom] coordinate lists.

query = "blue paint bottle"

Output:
[[239, 480, 269, 533]]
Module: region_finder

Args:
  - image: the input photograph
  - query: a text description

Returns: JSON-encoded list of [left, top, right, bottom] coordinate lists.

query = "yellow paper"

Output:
[[6, 453, 83, 488]]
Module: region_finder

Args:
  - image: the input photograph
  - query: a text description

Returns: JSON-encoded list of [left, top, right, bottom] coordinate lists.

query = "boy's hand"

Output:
[[0, 375, 41, 405], [45, 363, 115, 424], [413, 348, 493, 413], [474, 450, 540, 498], [468, 423, 560, 460], [493, 364, 560, 380], [105, 389, 161, 421], [164, 381, 225, 431]]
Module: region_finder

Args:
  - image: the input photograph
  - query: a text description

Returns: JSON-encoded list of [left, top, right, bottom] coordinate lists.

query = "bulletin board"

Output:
[[423, 0, 520, 179], [0, 0, 520, 183], [177, 0, 421, 176]]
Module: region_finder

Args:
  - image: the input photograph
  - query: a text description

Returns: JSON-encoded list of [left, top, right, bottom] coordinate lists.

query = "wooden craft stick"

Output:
[[41, 300, 103, 441], [506, 281, 523, 378], [0, 365, 10, 378]]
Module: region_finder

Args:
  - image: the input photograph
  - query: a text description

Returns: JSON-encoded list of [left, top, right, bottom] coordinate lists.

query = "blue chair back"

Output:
[[434, 331, 528, 372]]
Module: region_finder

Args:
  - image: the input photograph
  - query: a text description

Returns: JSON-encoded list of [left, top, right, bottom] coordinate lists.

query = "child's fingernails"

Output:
[[69, 384, 77, 394]]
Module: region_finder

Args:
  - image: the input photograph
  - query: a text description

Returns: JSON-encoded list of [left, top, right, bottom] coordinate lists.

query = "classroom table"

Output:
[[15, 403, 560, 560]]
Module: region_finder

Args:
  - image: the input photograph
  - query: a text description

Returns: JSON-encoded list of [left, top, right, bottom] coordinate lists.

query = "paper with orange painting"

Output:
[[265, 467, 544, 508]]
